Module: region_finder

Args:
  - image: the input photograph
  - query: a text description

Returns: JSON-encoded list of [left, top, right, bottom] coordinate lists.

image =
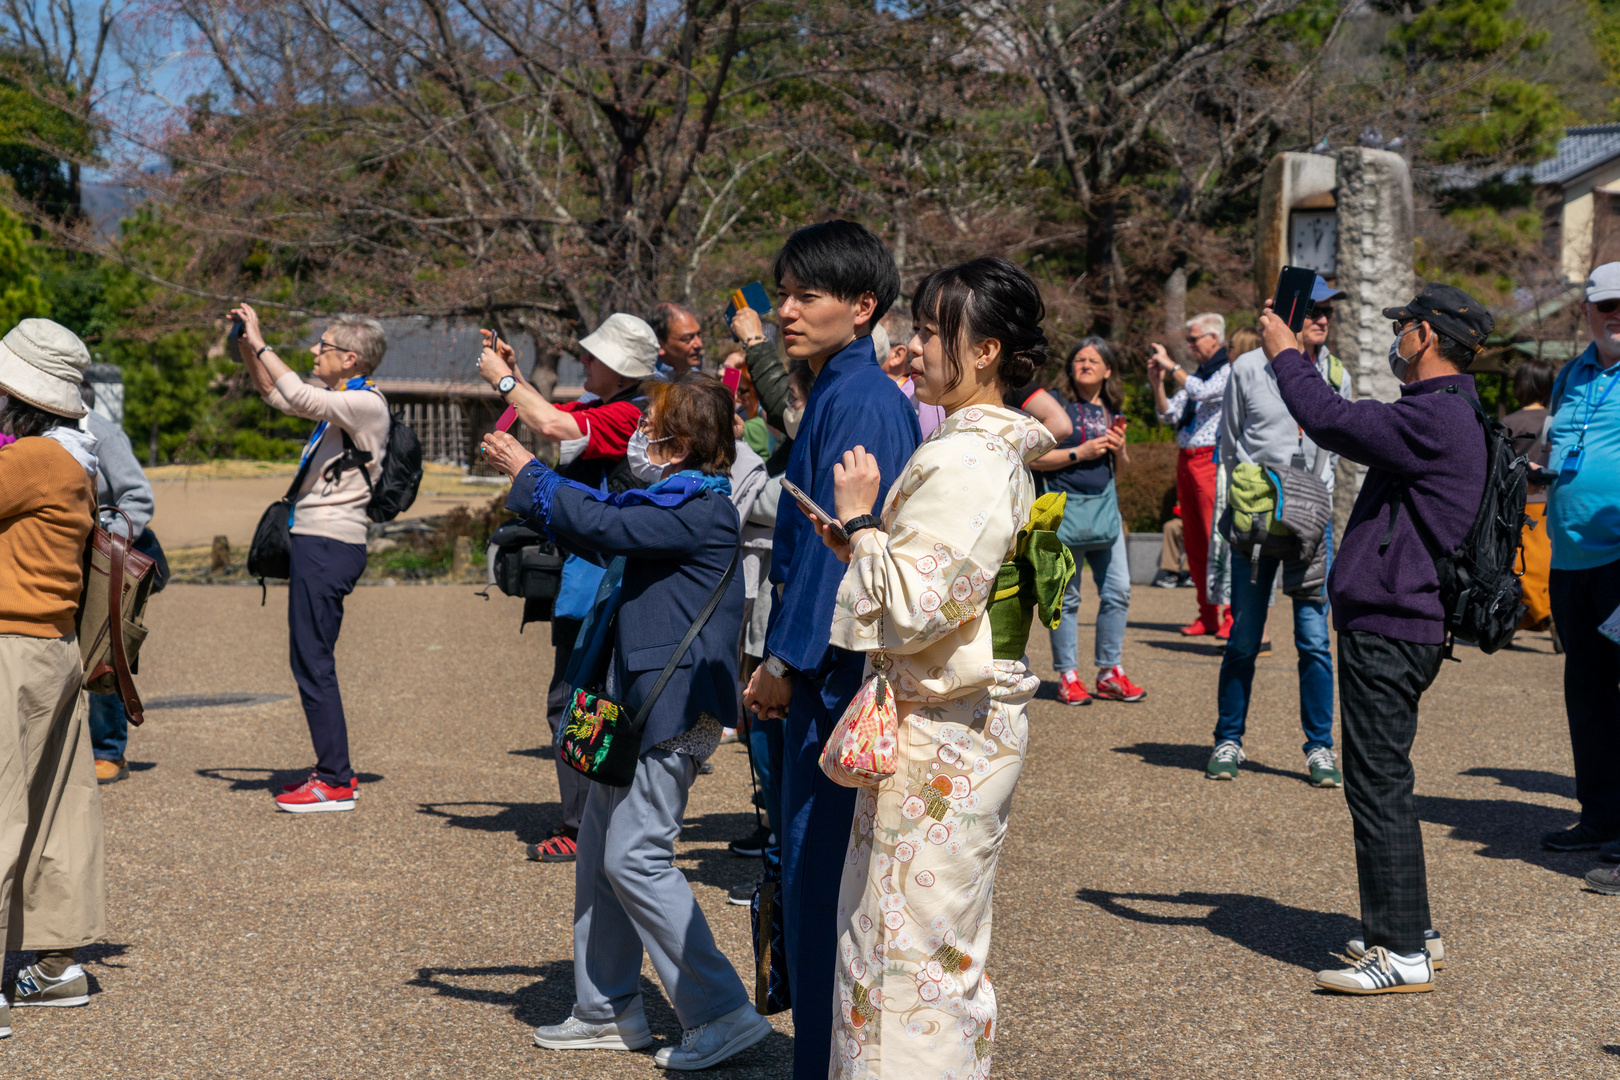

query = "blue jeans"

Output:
[[89, 693, 128, 761], [747, 714, 784, 873], [1050, 529, 1131, 672], [1214, 530, 1334, 753]]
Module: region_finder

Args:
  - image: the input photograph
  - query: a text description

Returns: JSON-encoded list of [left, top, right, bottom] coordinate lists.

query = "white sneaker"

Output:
[[1347, 930, 1444, 970], [533, 1010, 654, 1050], [8, 963, 90, 1007], [653, 1003, 772, 1070], [1316, 946, 1434, 994], [0, 1001, 11, 1038]]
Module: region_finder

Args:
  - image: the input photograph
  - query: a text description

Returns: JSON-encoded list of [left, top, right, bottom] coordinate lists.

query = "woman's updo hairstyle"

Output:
[[910, 256, 1049, 393]]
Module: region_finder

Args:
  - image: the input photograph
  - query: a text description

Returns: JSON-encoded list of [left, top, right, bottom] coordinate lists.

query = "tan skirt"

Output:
[[0, 633, 105, 950], [830, 694, 1026, 1080]]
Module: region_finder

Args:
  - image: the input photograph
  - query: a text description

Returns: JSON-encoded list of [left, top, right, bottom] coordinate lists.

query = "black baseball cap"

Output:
[[1383, 284, 1494, 355]]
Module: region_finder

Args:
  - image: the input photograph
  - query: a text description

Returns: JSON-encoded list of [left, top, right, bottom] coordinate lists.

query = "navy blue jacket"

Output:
[[507, 467, 745, 747], [766, 336, 921, 675]]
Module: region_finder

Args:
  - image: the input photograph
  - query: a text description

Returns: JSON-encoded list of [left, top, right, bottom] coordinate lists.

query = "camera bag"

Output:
[[77, 506, 159, 726]]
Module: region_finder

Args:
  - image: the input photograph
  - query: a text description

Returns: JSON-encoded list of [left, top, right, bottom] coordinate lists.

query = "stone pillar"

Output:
[[1330, 147, 1415, 533], [1254, 152, 1338, 302]]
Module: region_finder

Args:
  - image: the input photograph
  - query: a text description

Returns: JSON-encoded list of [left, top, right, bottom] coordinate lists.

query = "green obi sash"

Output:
[[988, 492, 1077, 660]]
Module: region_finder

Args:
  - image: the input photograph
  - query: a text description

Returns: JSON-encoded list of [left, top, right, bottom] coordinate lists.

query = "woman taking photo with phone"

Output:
[[478, 372, 771, 1070], [808, 256, 1061, 1080], [1029, 338, 1146, 706]]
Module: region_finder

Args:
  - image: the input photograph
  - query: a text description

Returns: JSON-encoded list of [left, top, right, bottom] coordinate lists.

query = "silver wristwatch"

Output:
[[763, 655, 789, 679]]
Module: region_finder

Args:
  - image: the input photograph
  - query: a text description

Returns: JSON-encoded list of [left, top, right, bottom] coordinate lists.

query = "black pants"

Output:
[[545, 617, 593, 834], [1338, 630, 1444, 956], [288, 534, 368, 787], [1549, 559, 1620, 835]]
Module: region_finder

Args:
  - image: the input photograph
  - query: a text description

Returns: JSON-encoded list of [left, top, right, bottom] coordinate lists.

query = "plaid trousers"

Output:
[[1338, 630, 1445, 956]]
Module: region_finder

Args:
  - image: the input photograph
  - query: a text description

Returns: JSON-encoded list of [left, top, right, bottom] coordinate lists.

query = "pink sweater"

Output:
[[263, 373, 391, 545]]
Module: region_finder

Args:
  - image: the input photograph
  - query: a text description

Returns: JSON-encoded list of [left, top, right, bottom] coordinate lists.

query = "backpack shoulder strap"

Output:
[[1548, 356, 1578, 415]]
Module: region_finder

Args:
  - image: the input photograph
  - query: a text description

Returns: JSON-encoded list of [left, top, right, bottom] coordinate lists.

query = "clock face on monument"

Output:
[[1290, 210, 1337, 275]]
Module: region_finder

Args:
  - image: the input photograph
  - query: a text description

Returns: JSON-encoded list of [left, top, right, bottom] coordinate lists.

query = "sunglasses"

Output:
[[1306, 305, 1333, 321], [1594, 299, 1620, 314]]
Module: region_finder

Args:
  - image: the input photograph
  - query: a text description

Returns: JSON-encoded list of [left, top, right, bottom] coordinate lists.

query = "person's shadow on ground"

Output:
[[1459, 767, 1576, 800], [417, 800, 562, 846], [1111, 742, 1312, 783], [409, 960, 792, 1070], [1075, 889, 1359, 971], [196, 766, 385, 793]]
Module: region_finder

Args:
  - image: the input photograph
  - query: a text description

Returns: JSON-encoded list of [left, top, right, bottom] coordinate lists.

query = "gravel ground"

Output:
[[4, 583, 1611, 1078]]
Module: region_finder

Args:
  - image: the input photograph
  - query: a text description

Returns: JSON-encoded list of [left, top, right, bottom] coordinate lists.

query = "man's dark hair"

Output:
[[0, 395, 68, 439], [772, 220, 900, 325], [1512, 357, 1555, 407], [1434, 329, 1477, 372], [648, 301, 694, 346]]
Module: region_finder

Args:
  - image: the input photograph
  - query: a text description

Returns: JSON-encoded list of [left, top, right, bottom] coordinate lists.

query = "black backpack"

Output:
[[1383, 386, 1529, 656], [325, 409, 424, 523]]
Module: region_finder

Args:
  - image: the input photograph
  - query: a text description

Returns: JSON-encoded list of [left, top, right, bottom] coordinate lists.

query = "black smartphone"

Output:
[[227, 315, 246, 343], [1273, 266, 1318, 333]]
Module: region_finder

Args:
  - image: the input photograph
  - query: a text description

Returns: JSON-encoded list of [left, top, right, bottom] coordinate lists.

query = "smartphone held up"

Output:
[[1273, 266, 1318, 333]]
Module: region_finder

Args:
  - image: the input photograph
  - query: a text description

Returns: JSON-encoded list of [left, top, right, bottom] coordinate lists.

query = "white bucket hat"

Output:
[[0, 318, 90, 418], [578, 313, 659, 379]]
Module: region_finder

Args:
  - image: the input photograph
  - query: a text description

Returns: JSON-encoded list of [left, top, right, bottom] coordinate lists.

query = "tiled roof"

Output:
[[1531, 125, 1620, 186]]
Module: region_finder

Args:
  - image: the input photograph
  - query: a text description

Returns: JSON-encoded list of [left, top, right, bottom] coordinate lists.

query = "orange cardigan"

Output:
[[0, 437, 94, 638]]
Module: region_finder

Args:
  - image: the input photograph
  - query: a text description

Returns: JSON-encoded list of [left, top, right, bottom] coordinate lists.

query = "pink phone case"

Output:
[[496, 405, 518, 433]]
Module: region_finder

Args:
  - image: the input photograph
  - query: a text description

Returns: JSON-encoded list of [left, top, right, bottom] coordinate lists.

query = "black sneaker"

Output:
[[1541, 821, 1619, 852], [728, 824, 771, 858], [1600, 837, 1620, 863], [728, 879, 759, 906], [1151, 570, 1180, 589]]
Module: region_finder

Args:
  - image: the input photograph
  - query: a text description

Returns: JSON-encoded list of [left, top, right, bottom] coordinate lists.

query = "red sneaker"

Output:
[[1056, 670, 1092, 706], [1215, 610, 1234, 640], [275, 776, 356, 813], [281, 772, 359, 800], [1179, 618, 1214, 636], [1094, 666, 1147, 702]]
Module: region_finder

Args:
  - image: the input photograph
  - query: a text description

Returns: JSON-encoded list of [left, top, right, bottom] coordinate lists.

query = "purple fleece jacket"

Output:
[[1271, 349, 1487, 644]]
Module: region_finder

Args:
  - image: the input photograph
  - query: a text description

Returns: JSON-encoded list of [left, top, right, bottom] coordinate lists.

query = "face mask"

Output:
[[783, 404, 804, 440], [626, 428, 675, 484], [1388, 331, 1421, 383]]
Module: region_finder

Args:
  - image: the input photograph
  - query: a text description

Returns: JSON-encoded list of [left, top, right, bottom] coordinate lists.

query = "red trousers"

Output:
[[1175, 446, 1219, 623]]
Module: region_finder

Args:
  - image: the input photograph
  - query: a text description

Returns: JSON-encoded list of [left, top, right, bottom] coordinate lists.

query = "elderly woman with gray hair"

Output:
[[0, 319, 107, 1034], [1028, 336, 1146, 706]]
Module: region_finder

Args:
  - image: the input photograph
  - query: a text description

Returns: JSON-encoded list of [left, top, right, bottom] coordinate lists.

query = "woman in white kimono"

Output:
[[808, 257, 1058, 1079]]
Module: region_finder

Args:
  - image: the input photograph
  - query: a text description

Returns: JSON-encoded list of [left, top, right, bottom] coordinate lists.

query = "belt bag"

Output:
[[557, 548, 738, 787], [1055, 478, 1121, 550]]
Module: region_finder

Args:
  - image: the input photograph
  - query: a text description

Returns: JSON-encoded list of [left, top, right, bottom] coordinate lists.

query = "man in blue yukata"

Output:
[[742, 220, 921, 1078]]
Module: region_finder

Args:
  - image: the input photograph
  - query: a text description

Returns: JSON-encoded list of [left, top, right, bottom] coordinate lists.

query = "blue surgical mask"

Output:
[[1388, 333, 1421, 383]]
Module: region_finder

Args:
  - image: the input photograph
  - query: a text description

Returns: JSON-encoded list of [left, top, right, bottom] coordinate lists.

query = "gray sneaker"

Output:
[[1305, 746, 1342, 789], [1348, 929, 1444, 969], [1205, 741, 1245, 781], [1585, 865, 1620, 895], [7, 963, 89, 1007], [533, 1010, 654, 1051], [653, 1003, 772, 1070]]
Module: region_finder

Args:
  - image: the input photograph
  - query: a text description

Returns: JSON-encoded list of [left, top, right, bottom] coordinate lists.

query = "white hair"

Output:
[[870, 323, 890, 360], [1186, 312, 1226, 345]]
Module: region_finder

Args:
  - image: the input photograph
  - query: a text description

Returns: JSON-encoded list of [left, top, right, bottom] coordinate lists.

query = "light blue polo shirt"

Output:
[[1547, 343, 1620, 570]]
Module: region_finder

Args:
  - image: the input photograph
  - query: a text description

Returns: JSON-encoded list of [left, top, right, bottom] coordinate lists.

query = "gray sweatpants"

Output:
[[572, 747, 748, 1029]]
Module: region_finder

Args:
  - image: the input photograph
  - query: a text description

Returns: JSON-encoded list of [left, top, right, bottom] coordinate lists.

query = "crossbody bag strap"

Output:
[[102, 505, 145, 725], [629, 544, 739, 733]]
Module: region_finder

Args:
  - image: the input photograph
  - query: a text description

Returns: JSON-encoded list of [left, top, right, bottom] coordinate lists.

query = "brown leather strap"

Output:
[[102, 506, 145, 726]]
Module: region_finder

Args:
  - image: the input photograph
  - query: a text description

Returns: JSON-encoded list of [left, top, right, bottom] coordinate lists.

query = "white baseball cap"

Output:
[[578, 313, 659, 379], [1586, 262, 1620, 304], [0, 318, 90, 418]]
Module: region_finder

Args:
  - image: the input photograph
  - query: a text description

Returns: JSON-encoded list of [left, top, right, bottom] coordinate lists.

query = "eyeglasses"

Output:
[[1185, 332, 1212, 345], [1594, 299, 1620, 315], [1391, 320, 1416, 337], [314, 339, 346, 356], [1306, 306, 1333, 321]]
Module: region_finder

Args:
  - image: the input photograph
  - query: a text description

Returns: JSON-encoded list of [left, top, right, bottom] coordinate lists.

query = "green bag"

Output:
[[1055, 478, 1122, 550], [987, 493, 1076, 659], [558, 549, 737, 787]]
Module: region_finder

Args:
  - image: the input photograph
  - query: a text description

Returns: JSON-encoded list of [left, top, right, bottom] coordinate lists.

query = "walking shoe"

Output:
[[274, 776, 355, 813], [1205, 741, 1245, 780], [1585, 865, 1620, 895], [281, 772, 360, 800], [1316, 946, 1433, 994], [1179, 617, 1217, 636], [533, 1010, 654, 1051], [1151, 570, 1181, 589], [728, 879, 760, 906], [1056, 671, 1092, 706], [718, 727, 740, 745], [654, 1003, 772, 1070], [1215, 610, 1233, 640], [1348, 929, 1444, 970], [1305, 746, 1342, 789], [1093, 666, 1146, 702], [94, 758, 128, 784], [1256, 638, 1272, 657], [7, 963, 90, 1007], [1541, 821, 1619, 851], [526, 828, 578, 863], [0, 1001, 10, 1038], [1600, 837, 1620, 863], [728, 824, 772, 858]]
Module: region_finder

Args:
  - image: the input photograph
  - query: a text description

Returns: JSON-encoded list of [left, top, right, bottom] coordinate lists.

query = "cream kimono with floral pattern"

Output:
[[826, 404, 1054, 1080]]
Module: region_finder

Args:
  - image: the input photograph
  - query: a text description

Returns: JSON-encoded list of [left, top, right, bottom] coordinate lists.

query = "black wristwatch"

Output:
[[1068, 449, 1078, 462], [497, 375, 516, 396], [842, 514, 883, 536]]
